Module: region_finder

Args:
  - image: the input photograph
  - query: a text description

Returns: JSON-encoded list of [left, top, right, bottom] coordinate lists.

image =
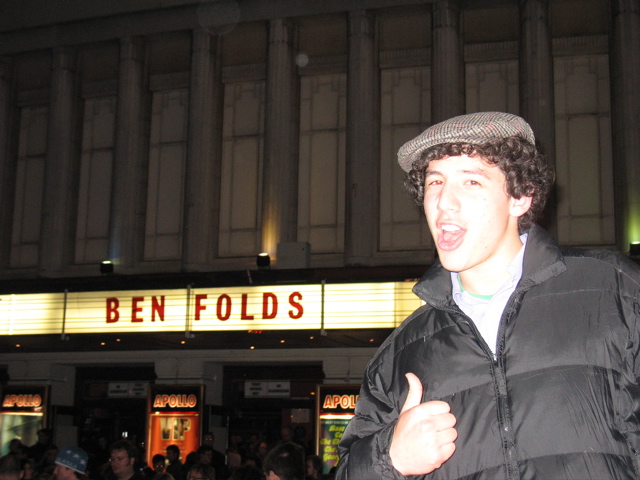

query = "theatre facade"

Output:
[[1, 0, 639, 461]]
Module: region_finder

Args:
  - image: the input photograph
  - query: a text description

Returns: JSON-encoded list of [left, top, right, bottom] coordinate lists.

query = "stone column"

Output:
[[610, 0, 640, 253], [109, 37, 149, 270], [40, 47, 80, 275], [183, 29, 224, 269], [519, 0, 557, 233], [345, 10, 380, 266], [0, 58, 16, 270], [155, 358, 223, 405], [431, 0, 465, 124], [261, 19, 300, 259]]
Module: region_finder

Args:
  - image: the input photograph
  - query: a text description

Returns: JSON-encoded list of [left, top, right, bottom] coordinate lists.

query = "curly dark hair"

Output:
[[404, 136, 555, 233]]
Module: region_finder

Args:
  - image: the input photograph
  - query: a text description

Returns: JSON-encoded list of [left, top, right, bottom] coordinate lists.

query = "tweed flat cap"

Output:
[[397, 111, 535, 172]]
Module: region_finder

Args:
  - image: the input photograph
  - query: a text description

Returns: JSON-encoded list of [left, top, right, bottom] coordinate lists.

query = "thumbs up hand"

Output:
[[389, 372, 458, 475]]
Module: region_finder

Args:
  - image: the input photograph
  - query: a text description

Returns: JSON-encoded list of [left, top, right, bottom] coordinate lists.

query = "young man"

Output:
[[337, 112, 640, 479], [164, 445, 182, 480], [103, 440, 144, 480], [53, 447, 88, 480]]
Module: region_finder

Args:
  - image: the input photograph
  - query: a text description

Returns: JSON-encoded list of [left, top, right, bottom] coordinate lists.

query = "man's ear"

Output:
[[510, 195, 532, 218]]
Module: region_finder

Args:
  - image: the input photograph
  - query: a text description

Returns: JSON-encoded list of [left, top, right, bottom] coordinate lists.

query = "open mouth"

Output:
[[438, 223, 465, 251]]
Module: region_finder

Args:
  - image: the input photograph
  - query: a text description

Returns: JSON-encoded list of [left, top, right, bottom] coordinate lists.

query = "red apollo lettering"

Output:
[[195, 294, 207, 320], [322, 394, 359, 409], [131, 297, 144, 322], [151, 296, 165, 321], [3, 394, 42, 408], [262, 292, 278, 319], [152, 394, 197, 408], [217, 294, 231, 321], [288, 292, 303, 319], [241, 294, 254, 320], [106, 297, 120, 323]]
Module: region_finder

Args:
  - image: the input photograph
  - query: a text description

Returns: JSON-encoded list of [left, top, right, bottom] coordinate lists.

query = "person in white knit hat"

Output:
[[54, 447, 88, 480]]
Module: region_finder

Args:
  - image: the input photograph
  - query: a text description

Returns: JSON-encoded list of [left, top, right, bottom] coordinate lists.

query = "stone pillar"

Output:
[[519, 0, 557, 232], [610, 0, 640, 253], [109, 37, 149, 269], [183, 29, 224, 269], [40, 47, 80, 275], [0, 58, 16, 270], [345, 10, 380, 266], [431, 0, 465, 124], [7, 361, 76, 406], [155, 358, 223, 405], [261, 19, 300, 259]]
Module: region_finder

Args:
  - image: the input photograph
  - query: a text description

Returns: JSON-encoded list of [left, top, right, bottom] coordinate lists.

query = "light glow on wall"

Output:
[[0, 282, 422, 336]]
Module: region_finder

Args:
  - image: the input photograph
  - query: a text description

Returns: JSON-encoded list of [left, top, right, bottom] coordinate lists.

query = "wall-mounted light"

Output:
[[100, 260, 114, 275], [256, 253, 270, 270], [630, 242, 640, 258]]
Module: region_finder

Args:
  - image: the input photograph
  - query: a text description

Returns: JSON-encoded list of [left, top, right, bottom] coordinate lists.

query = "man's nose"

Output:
[[437, 183, 459, 212]]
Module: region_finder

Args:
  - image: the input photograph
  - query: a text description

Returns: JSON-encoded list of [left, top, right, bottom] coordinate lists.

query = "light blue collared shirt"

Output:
[[451, 233, 528, 355]]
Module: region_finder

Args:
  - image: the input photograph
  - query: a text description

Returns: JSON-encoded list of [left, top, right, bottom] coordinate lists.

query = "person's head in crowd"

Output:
[[165, 446, 179, 464], [185, 463, 215, 480], [0, 455, 22, 480], [108, 440, 137, 480], [201, 434, 214, 449], [151, 455, 165, 474], [35, 431, 52, 448], [8, 440, 24, 457], [195, 447, 212, 466], [305, 455, 321, 480], [151, 473, 174, 480], [278, 428, 293, 444], [262, 442, 305, 480], [41, 447, 58, 467], [230, 464, 263, 480], [21, 460, 35, 480], [53, 447, 88, 480]]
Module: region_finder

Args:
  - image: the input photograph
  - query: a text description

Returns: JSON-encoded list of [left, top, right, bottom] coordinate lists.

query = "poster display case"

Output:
[[0, 386, 48, 455], [146, 385, 203, 466], [316, 384, 359, 474]]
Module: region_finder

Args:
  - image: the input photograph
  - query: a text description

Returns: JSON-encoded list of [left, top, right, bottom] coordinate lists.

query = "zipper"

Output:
[[429, 294, 524, 479]]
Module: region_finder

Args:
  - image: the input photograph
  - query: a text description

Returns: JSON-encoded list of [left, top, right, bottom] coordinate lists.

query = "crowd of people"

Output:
[[0, 428, 336, 480]]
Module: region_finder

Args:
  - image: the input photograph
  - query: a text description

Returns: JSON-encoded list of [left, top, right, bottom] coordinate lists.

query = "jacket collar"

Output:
[[412, 225, 567, 307]]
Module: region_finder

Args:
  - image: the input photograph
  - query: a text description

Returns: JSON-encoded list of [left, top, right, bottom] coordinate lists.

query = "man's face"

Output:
[[45, 448, 59, 464], [110, 449, 135, 479], [203, 435, 213, 447], [423, 154, 530, 279], [200, 451, 212, 464], [53, 465, 76, 480], [166, 450, 177, 462]]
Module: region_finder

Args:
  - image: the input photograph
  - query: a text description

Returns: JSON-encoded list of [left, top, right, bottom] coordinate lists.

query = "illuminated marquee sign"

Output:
[[316, 384, 360, 474], [0, 386, 48, 414], [0, 282, 422, 335]]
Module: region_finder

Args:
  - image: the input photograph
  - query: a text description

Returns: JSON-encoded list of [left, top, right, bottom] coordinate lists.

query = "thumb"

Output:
[[400, 372, 424, 414]]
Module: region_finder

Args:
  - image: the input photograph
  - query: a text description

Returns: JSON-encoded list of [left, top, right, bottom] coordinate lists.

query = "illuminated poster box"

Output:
[[0, 282, 421, 335], [147, 385, 202, 467], [316, 384, 360, 474], [0, 385, 48, 455]]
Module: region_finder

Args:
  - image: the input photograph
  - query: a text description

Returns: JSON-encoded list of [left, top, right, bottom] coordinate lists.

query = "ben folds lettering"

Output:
[[106, 291, 304, 323]]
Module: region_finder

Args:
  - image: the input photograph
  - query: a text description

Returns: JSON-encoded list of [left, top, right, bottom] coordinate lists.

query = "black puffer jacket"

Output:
[[337, 226, 640, 480]]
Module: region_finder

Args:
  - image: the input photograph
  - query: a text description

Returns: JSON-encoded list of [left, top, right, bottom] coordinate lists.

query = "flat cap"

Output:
[[397, 111, 535, 172]]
